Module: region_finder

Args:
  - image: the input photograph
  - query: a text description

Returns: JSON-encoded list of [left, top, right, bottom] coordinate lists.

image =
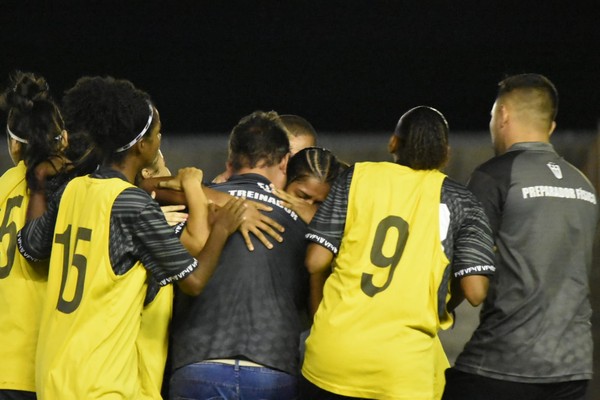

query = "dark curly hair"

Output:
[[392, 106, 449, 170], [2, 70, 66, 192], [62, 76, 155, 164]]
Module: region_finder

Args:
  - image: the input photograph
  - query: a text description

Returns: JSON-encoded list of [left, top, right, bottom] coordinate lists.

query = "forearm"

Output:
[[203, 186, 233, 206], [26, 190, 48, 221], [140, 177, 232, 207], [309, 270, 330, 318], [180, 180, 210, 254]]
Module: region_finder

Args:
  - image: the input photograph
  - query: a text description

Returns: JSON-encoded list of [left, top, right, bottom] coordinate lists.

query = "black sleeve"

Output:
[[17, 183, 67, 262], [306, 165, 354, 255], [115, 187, 199, 286]]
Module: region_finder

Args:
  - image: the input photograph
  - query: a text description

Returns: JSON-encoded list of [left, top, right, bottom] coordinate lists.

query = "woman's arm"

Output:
[[141, 175, 285, 251]]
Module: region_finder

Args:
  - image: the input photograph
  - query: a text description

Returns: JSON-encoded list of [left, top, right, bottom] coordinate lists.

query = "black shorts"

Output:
[[442, 367, 589, 400], [0, 390, 36, 400], [299, 374, 370, 400]]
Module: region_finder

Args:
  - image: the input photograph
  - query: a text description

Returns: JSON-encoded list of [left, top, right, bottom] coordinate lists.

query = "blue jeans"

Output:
[[169, 361, 298, 400]]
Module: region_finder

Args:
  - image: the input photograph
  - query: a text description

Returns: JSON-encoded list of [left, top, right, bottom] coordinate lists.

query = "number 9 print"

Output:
[[361, 216, 408, 297]]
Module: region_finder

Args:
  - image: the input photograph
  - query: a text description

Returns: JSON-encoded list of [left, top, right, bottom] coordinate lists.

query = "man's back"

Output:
[[456, 142, 598, 381], [171, 173, 309, 375]]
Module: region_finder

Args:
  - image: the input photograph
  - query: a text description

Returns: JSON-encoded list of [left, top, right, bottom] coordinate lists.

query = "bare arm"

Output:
[[271, 186, 318, 224], [26, 156, 72, 220], [159, 204, 188, 226], [175, 168, 210, 256], [305, 243, 335, 317], [460, 275, 489, 306], [447, 274, 490, 312], [146, 175, 285, 251]]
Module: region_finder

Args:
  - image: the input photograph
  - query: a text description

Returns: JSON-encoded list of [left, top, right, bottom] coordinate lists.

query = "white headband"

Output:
[[115, 103, 154, 153], [6, 124, 29, 144]]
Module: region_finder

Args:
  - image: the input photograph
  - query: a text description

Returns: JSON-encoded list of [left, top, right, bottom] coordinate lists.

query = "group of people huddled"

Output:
[[0, 70, 596, 400]]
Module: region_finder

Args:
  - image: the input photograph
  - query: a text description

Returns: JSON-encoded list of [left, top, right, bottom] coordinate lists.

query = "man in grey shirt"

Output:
[[443, 74, 598, 400]]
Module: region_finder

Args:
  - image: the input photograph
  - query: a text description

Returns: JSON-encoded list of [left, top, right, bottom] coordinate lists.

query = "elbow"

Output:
[[460, 275, 490, 307], [176, 275, 206, 296], [465, 291, 486, 307], [305, 243, 334, 275]]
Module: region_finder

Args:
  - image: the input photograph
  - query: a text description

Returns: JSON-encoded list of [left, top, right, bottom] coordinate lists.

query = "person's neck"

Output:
[[106, 161, 139, 184], [234, 165, 286, 189], [504, 129, 550, 150]]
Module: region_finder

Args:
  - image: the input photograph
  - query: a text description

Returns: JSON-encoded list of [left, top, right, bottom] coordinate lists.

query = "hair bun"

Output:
[[3, 70, 51, 112]]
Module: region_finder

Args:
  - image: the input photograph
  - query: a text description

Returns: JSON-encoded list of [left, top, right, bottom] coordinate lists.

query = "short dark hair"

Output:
[[279, 114, 318, 142], [62, 76, 155, 164], [228, 110, 290, 171], [286, 146, 347, 187], [497, 73, 558, 121], [393, 106, 449, 170]]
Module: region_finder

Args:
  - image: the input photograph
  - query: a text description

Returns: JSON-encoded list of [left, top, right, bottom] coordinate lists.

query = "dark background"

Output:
[[1, 1, 599, 134]]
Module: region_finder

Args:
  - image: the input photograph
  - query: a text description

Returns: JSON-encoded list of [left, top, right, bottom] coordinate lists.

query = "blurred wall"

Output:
[[1, 130, 596, 184], [155, 130, 595, 185]]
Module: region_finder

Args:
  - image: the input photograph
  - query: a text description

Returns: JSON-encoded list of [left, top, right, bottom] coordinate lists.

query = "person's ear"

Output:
[[388, 134, 399, 154], [9, 138, 22, 165], [279, 152, 291, 175], [141, 168, 152, 179], [499, 104, 510, 128], [132, 139, 144, 155], [548, 121, 557, 137], [60, 130, 69, 150]]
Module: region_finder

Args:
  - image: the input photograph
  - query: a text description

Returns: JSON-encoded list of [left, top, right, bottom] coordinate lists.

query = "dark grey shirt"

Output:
[[455, 142, 598, 382], [170, 174, 309, 376]]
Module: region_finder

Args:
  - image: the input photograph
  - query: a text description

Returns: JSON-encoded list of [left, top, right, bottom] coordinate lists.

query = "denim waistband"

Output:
[[204, 359, 265, 367]]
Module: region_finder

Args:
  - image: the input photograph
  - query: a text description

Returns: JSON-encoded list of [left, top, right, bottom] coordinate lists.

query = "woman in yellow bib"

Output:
[[0, 71, 69, 400], [300, 106, 496, 400], [17, 76, 246, 399]]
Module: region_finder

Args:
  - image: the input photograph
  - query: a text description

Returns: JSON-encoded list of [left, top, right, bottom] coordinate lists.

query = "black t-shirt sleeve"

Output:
[[306, 166, 354, 255], [17, 182, 67, 262], [115, 188, 198, 286]]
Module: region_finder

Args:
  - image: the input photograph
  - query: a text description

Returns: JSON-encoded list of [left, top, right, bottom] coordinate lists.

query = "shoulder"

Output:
[[0, 163, 25, 182], [474, 151, 521, 177], [442, 177, 476, 202], [113, 186, 157, 217], [117, 185, 153, 202], [441, 177, 488, 223]]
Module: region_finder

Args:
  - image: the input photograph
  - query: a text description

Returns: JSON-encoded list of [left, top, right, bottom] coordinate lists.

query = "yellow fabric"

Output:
[[137, 284, 173, 398], [0, 162, 47, 392], [303, 162, 450, 400], [36, 176, 149, 399], [433, 336, 450, 400]]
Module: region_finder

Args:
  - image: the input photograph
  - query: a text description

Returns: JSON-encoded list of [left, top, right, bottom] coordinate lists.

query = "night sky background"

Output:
[[1, 1, 599, 134]]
